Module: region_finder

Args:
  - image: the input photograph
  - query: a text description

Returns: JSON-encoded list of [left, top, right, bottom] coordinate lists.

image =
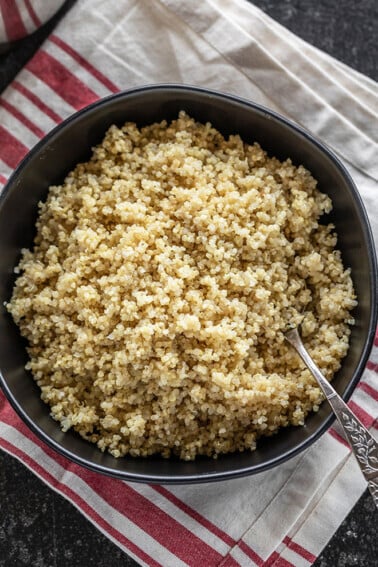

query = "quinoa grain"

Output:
[[7, 113, 356, 460]]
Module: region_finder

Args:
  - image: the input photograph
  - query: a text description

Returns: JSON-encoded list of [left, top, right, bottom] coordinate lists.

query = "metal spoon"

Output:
[[285, 325, 378, 509]]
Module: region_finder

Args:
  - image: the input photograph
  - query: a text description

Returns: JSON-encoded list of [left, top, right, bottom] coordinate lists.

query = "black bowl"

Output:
[[0, 85, 376, 484]]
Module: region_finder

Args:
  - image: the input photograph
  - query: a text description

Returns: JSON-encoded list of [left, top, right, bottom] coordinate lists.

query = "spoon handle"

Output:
[[285, 327, 378, 509]]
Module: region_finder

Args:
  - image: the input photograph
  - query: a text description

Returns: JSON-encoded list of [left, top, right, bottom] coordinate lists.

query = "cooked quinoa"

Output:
[[7, 112, 357, 460]]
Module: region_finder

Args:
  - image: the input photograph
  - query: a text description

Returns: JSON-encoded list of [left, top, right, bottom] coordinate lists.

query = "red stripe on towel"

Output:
[[227, 557, 242, 566], [265, 550, 296, 567], [0, 125, 29, 168], [78, 473, 225, 567], [26, 50, 99, 110], [216, 554, 243, 567], [0, 437, 162, 567], [0, 173, 7, 184], [24, 0, 41, 27], [152, 485, 236, 547], [348, 400, 374, 428], [237, 540, 264, 565], [0, 0, 27, 41], [50, 34, 119, 93], [366, 360, 378, 372], [220, 556, 242, 567], [0, 98, 45, 138], [328, 427, 349, 448], [358, 381, 378, 402], [0, 399, 225, 567], [283, 536, 316, 563], [12, 80, 63, 124]]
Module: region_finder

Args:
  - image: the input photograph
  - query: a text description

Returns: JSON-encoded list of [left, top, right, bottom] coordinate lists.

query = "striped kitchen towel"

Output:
[[0, 1, 377, 566], [0, 0, 65, 44]]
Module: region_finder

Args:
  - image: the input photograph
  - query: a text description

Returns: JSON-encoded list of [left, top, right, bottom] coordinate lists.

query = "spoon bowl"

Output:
[[285, 325, 378, 508]]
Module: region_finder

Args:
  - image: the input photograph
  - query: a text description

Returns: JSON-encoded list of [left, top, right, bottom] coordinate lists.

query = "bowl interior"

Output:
[[0, 86, 376, 483]]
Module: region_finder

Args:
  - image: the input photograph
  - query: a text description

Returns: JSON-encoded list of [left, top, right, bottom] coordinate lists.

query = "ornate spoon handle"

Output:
[[285, 327, 378, 509]]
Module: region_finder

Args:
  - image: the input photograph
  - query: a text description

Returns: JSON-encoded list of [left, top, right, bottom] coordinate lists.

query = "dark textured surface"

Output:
[[0, 451, 134, 567], [0, 1, 377, 566], [254, 0, 378, 81]]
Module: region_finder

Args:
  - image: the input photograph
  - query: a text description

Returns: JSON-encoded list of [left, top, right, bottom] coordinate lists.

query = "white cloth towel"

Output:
[[0, 0, 65, 43]]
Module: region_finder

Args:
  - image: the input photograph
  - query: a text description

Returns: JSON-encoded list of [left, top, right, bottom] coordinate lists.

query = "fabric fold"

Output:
[[216, 0, 378, 136], [160, 0, 378, 179], [0, 0, 65, 43]]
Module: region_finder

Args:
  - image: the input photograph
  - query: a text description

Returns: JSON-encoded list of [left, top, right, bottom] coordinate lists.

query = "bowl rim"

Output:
[[0, 83, 377, 484]]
